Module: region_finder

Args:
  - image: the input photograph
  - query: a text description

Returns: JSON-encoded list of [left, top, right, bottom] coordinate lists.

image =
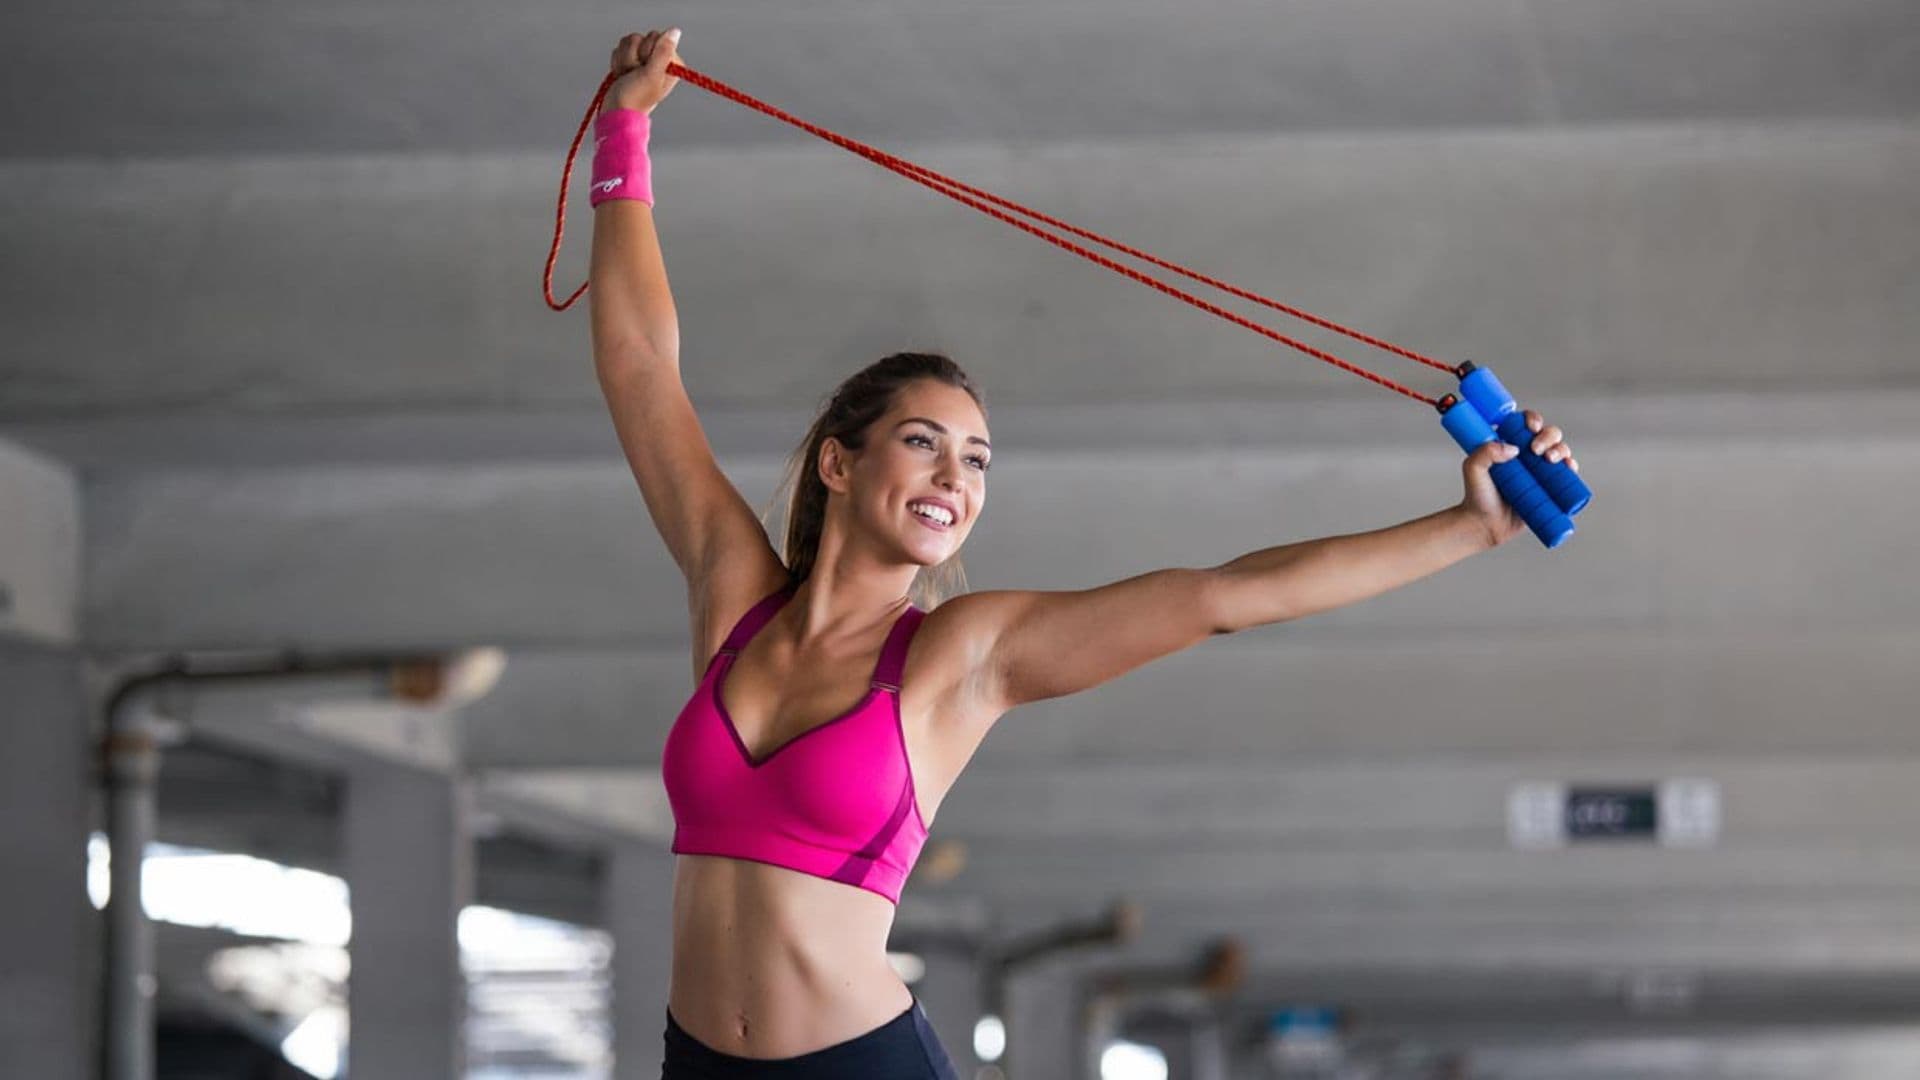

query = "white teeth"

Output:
[[910, 502, 954, 526]]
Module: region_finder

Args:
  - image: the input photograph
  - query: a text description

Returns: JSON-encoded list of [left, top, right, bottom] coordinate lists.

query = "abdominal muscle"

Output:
[[667, 852, 913, 1058]]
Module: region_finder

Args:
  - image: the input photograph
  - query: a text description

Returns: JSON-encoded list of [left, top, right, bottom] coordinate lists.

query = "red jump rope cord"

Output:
[[545, 68, 1447, 408]]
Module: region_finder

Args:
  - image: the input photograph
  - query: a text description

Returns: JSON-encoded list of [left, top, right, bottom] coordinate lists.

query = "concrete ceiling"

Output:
[[8, 0, 1920, 1047], [3, 0, 1917, 159]]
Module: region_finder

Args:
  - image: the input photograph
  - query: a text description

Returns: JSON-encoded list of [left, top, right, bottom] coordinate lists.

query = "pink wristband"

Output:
[[590, 108, 654, 208]]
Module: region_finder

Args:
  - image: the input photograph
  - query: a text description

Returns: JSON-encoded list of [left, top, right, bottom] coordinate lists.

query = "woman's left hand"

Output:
[[1458, 410, 1578, 547]]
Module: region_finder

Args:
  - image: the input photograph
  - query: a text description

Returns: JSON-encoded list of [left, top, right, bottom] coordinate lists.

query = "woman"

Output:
[[590, 28, 1577, 1079]]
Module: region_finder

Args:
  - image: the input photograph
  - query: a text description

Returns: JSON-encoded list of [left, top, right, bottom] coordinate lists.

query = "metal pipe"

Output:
[[102, 722, 160, 1080], [96, 648, 460, 1080]]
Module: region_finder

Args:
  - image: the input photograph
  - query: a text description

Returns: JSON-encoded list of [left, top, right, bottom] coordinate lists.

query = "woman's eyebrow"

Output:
[[896, 417, 991, 450]]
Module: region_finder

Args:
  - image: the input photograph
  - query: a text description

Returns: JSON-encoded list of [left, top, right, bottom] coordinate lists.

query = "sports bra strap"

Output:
[[719, 586, 795, 655], [871, 606, 926, 692]]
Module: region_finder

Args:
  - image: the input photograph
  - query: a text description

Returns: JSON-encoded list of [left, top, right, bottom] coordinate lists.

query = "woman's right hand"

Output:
[[606, 28, 683, 114]]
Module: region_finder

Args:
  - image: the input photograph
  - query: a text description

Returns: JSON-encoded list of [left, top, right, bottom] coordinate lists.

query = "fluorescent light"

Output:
[[280, 1005, 345, 1079], [1101, 1040, 1168, 1080], [974, 1014, 1006, 1062]]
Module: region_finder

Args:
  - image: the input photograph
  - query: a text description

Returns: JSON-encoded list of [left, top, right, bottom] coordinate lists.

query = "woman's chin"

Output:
[[887, 518, 963, 567], [902, 537, 955, 567]]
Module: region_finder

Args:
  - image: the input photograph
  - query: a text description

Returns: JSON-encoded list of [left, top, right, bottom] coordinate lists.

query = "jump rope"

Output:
[[544, 64, 1592, 548]]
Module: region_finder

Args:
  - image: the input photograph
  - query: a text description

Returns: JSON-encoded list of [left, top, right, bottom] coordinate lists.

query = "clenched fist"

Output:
[[606, 28, 684, 114]]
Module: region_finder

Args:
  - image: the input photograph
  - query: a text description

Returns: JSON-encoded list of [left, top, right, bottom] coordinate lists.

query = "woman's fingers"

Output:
[[648, 29, 681, 73], [611, 30, 659, 75], [602, 28, 684, 112], [1516, 410, 1580, 467], [612, 32, 641, 73], [1537, 435, 1574, 466]]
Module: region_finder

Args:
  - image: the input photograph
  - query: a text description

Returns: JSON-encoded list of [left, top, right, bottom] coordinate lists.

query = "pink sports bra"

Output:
[[661, 586, 931, 904]]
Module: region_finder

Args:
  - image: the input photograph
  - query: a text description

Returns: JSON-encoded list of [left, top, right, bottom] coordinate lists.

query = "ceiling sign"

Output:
[[1508, 779, 1720, 849]]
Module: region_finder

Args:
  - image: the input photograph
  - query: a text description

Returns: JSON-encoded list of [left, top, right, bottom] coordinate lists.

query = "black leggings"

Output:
[[661, 999, 961, 1079]]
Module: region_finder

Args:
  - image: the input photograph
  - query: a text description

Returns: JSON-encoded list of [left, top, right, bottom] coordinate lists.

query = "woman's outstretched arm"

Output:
[[943, 413, 1577, 712], [1206, 502, 1492, 636]]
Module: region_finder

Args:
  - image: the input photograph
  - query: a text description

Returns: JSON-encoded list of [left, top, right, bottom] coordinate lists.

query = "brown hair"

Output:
[[764, 352, 985, 609]]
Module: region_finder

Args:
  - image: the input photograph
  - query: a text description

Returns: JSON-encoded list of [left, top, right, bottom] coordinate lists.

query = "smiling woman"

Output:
[[771, 353, 988, 611], [579, 23, 1576, 1080]]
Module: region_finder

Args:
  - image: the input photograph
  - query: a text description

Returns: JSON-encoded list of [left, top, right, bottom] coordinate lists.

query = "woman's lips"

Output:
[[907, 499, 956, 531]]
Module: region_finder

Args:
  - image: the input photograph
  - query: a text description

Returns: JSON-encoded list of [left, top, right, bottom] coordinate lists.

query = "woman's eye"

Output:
[[906, 433, 987, 471]]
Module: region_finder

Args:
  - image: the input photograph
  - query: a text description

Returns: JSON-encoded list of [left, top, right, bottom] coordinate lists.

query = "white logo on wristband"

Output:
[[594, 177, 625, 195]]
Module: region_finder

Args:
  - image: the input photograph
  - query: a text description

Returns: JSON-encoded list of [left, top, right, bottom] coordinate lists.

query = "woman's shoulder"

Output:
[[909, 589, 1034, 673]]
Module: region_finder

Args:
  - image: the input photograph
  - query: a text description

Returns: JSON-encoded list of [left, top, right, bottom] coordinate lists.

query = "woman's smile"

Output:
[[906, 497, 958, 532]]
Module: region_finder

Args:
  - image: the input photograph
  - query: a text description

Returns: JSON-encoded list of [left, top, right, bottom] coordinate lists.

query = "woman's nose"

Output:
[[934, 458, 962, 489]]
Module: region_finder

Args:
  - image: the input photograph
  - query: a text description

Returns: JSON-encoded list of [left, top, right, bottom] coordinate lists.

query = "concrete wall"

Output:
[[0, 640, 95, 1079]]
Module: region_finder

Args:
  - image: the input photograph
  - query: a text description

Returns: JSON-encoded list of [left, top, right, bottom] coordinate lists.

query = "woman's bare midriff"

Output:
[[667, 852, 915, 1059]]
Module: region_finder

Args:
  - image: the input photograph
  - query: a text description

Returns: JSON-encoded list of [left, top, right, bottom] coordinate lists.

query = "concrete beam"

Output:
[[456, 627, 1920, 767], [7, 0, 1920, 157], [4, 124, 1918, 420], [472, 754, 1920, 972], [475, 755, 1920, 848], [72, 402, 1920, 653]]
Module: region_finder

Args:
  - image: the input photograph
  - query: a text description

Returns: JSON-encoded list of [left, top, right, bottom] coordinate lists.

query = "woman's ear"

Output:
[[818, 436, 854, 495]]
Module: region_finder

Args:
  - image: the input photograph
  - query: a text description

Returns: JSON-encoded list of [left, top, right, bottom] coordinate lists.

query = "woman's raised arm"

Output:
[[588, 30, 786, 633]]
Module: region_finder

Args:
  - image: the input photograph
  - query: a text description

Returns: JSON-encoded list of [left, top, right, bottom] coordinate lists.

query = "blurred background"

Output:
[[3, 0, 1918, 1077]]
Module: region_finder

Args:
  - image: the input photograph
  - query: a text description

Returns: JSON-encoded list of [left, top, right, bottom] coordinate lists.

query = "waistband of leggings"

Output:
[[664, 999, 923, 1069]]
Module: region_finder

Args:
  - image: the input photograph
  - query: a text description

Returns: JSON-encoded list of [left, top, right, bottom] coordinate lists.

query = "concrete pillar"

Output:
[[1189, 1016, 1229, 1080], [0, 641, 92, 1080], [343, 760, 472, 1079], [605, 839, 674, 1080], [1152, 1020, 1227, 1080], [915, 948, 986, 1075], [1004, 967, 1078, 1080]]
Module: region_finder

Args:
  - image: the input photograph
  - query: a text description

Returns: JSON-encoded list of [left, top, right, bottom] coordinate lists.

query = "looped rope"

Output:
[[546, 66, 1450, 407]]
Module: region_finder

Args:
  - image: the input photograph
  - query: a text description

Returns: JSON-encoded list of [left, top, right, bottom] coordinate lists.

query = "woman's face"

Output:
[[828, 378, 991, 569]]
